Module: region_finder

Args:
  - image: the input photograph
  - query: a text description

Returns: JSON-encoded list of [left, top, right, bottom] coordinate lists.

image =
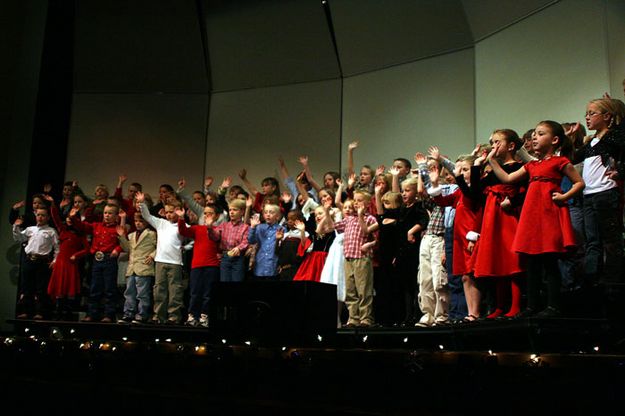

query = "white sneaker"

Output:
[[199, 313, 209, 328], [185, 314, 198, 327]]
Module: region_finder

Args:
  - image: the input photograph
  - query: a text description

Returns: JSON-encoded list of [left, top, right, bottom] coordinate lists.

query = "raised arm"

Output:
[[238, 168, 258, 197], [487, 147, 527, 184], [298, 156, 322, 193], [347, 141, 359, 179]]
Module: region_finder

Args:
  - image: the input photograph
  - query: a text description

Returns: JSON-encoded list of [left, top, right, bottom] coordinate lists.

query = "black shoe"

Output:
[[534, 306, 561, 318], [514, 308, 536, 319], [117, 316, 133, 324]]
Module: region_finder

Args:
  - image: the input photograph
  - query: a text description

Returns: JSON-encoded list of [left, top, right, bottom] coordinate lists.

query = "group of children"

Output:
[[10, 95, 625, 328]]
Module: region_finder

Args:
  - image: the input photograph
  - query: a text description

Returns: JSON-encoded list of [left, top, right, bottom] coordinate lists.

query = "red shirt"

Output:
[[177, 220, 220, 268], [71, 217, 122, 255]]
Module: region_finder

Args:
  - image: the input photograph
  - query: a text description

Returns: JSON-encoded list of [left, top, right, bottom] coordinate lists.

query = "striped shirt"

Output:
[[334, 213, 377, 259]]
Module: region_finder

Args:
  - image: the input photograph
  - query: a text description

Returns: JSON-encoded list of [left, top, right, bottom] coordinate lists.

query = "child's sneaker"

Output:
[[199, 313, 209, 328], [185, 313, 198, 327]]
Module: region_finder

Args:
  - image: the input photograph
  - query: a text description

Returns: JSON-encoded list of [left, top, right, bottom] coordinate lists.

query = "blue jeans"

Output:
[[445, 227, 467, 320], [559, 201, 585, 290], [123, 275, 154, 320], [88, 256, 119, 319], [188, 266, 220, 318], [220, 254, 246, 282], [583, 188, 624, 284]]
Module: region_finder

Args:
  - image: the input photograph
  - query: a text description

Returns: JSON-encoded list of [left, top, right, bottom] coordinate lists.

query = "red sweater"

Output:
[[177, 220, 220, 268]]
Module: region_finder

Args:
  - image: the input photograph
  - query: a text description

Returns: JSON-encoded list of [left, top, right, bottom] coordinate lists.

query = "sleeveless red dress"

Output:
[[473, 164, 526, 277], [513, 156, 576, 254]]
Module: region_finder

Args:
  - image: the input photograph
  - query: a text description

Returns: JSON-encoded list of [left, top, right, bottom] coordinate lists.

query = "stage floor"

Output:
[[2, 317, 624, 414]]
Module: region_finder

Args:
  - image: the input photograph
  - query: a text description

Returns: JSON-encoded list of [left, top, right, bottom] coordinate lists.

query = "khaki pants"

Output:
[[153, 262, 184, 323], [344, 257, 374, 325], [417, 234, 449, 324]]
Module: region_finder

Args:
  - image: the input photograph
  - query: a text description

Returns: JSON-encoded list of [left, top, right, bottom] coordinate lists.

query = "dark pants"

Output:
[[88, 256, 119, 319], [18, 256, 52, 316], [188, 266, 220, 318], [446, 227, 467, 320], [526, 253, 561, 311]]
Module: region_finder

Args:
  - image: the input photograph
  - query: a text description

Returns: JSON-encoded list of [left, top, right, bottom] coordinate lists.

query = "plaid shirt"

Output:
[[209, 220, 250, 252], [334, 213, 377, 259], [423, 198, 445, 236]]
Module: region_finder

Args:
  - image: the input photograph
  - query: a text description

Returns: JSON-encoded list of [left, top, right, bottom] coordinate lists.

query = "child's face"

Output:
[[261, 182, 276, 195], [359, 168, 373, 185], [323, 174, 335, 189], [127, 185, 139, 199], [392, 160, 410, 177], [229, 206, 243, 221], [314, 207, 326, 224], [342, 201, 355, 216], [490, 133, 511, 159], [134, 218, 147, 231], [455, 160, 472, 184], [352, 193, 368, 211], [73, 196, 86, 210], [62, 185, 73, 198], [103, 207, 118, 225], [319, 191, 333, 207], [204, 207, 217, 222], [32, 197, 45, 210], [532, 124, 558, 155], [193, 192, 205, 206], [383, 196, 399, 210], [263, 207, 279, 224], [375, 176, 388, 194], [35, 209, 49, 226], [585, 103, 609, 132], [95, 187, 108, 199], [164, 205, 178, 223], [401, 185, 417, 205], [286, 212, 298, 230]]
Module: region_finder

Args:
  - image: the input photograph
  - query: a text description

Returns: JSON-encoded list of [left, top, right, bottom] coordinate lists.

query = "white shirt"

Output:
[[582, 138, 617, 195], [13, 224, 59, 258], [139, 203, 184, 265]]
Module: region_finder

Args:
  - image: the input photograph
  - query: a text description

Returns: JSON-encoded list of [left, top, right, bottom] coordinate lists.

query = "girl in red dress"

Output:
[[473, 129, 527, 319], [44, 195, 90, 320], [429, 154, 483, 322], [488, 121, 585, 318], [293, 206, 335, 282]]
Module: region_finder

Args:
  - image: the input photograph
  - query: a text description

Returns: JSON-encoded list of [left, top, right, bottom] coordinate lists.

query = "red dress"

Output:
[[473, 163, 526, 277], [513, 156, 576, 254], [48, 205, 90, 299], [434, 188, 482, 276], [293, 232, 334, 282]]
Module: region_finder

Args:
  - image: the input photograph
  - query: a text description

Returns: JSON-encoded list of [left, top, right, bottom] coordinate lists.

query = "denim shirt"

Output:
[[248, 222, 283, 276]]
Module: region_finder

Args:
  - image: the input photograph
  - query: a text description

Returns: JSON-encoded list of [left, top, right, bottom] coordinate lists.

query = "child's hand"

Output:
[[348, 141, 359, 151], [43, 194, 54, 204], [238, 169, 247, 180], [467, 241, 475, 254], [13, 217, 23, 226], [357, 205, 365, 217], [298, 155, 308, 166], [204, 176, 213, 189], [119, 209, 126, 220], [118, 174, 128, 185], [414, 152, 426, 164], [486, 145, 497, 162], [143, 255, 154, 265], [43, 183, 52, 194], [474, 152, 487, 166], [116, 225, 126, 236], [246, 195, 254, 207], [135, 191, 145, 204], [174, 207, 185, 218], [471, 144, 481, 157], [428, 146, 441, 161], [428, 164, 440, 185], [389, 166, 400, 176], [347, 173, 356, 188], [500, 197, 512, 212], [227, 247, 241, 257], [375, 165, 385, 176], [335, 178, 344, 188], [276, 227, 284, 240], [407, 230, 415, 243], [12, 200, 25, 210], [178, 177, 186, 190], [281, 191, 292, 204], [250, 213, 261, 227], [221, 176, 232, 188], [69, 207, 79, 218], [551, 192, 567, 206], [374, 182, 384, 195], [294, 220, 305, 232]]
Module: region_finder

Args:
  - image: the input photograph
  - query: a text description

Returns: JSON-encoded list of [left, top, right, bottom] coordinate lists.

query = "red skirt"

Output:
[[293, 251, 329, 282]]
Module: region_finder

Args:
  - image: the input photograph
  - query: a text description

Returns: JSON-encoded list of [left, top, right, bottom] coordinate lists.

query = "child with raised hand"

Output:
[[298, 155, 341, 195], [12, 205, 59, 319], [113, 174, 140, 228], [488, 120, 585, 318], [176, 205, 221, 327], [248, 204, 284, 279], [69, 201, 122, 322], [428, 153, 483, 323], [135, 190, 186, 324], [116, 212, 156, 324], [208, 199, 250, 283], [275, 210, 310, 281], [83, 184, 110, 222], [238, 168, 285, 216], [347, 141, 375, 194], [472, 130, 527, 320], [328, 191, 378, 328], [43, 195, 89, 320], [294, 204, 336, 282], [573, 98, 624, 292]]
